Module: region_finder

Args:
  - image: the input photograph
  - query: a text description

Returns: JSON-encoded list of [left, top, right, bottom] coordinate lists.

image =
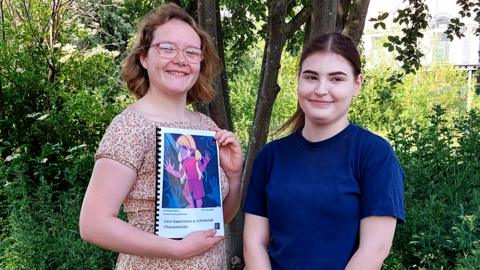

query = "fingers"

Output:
[[203, 229, 225, 244], [204, 228, 216, 236], [189, 228, 221, 238], [211, 236, 225, 245], [178, 229, 225, 258], [214, 129, 240, 148], [200, 229, 225, 243]]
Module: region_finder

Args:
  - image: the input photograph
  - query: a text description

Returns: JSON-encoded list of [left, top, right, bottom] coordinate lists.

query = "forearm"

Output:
[[80, 215, 182, 259], [222, 172, 242, 223], [243, 213, 271, 269], [346, 216, 396, 269], [244, 243, 271, 270], [345, 242, 392, 269]]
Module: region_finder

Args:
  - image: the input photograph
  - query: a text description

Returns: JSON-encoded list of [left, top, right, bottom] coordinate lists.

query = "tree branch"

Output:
[[165, 0, 182, 6], [285, 5, 312, 40], [286, 0, 296, 14], [6, 0, 23, 24], [336, 0, 351, 31], [342, 0, 370, 45], [0, 0, 5, 42], [22, 0, 43, 46]]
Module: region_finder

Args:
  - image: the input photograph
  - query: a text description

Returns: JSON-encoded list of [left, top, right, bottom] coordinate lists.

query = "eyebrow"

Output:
[[302, 70, 348, 76], [155, 41, 201, 50], [302, 70, 319, 76]]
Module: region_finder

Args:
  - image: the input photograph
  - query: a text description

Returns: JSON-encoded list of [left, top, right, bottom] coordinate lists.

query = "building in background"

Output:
[[363, 0, 479, 107], [363, 0, 479, 66]]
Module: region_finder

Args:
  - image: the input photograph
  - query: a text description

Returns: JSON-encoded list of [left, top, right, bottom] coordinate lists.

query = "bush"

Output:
[[0, 45, 125, 270], [1, 153, 116, 269], [383, 107, 480, 269]]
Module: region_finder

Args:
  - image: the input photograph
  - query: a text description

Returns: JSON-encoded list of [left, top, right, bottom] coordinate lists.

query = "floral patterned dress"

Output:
[[95, 110, 229, 270]]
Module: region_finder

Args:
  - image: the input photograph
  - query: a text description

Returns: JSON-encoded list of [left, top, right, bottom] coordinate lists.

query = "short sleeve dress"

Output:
[[95, 110, 229, 270]]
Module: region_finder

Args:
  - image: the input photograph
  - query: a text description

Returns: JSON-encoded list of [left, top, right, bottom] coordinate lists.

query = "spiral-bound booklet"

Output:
[[154, 127, 224, 239]]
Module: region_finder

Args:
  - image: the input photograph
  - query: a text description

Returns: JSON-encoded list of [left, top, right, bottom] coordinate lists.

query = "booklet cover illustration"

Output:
[[155, 127, 224, 238]]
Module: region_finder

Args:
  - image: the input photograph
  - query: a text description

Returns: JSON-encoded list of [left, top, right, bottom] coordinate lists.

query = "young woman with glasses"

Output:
[[79, 4, 243, 269]]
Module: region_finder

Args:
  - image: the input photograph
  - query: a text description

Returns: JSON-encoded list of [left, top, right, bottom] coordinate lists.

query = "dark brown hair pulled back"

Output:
[[278, 32, 361, 134]]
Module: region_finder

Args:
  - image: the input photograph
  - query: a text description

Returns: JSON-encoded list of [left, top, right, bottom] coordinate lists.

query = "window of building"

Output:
[[432, 17, 450, 63]]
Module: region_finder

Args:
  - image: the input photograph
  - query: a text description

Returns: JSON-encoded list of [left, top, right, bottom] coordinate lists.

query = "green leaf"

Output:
[[379, 12, 389, 20]]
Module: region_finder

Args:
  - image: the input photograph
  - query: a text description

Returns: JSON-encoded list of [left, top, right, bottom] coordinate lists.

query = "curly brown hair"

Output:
[[120, 3, 220, 103]]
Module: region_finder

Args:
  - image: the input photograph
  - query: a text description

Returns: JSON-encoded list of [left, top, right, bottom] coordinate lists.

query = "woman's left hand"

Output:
[[214, 128, 243, 178]]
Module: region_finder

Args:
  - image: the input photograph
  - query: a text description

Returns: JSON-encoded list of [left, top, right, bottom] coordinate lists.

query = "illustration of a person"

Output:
[[165, 134, 211, 208]]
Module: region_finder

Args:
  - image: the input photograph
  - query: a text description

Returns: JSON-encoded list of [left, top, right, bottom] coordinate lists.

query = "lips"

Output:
[[166, 70, 188, 76], [308, 99, 334, 104]]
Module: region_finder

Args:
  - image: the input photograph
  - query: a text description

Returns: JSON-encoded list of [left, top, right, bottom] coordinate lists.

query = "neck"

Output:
[[301, 117, 350, 142], [137, 88, 190, 122]]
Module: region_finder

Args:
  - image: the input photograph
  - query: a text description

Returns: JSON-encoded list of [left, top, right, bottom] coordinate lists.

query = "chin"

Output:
[[304, 113, 331, 122], [166, 85, 194, 94]]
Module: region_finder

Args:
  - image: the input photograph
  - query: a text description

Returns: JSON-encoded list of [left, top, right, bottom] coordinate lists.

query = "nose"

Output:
[[313, 79, 328, 96], [171, 49, 187, 65]]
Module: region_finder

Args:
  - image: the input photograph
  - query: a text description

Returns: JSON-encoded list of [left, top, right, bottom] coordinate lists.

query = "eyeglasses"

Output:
[[147, 42, 203, 64]]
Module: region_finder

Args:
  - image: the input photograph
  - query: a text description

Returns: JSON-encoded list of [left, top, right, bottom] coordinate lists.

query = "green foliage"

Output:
[[383, 107, 480, 269], [0, 50, 124, 268], [370, 0, 429, 82], [1, 152, 116, 269], [269, 51, 299, 138], [228, 45, 262, 150], [352, 66, 480, 268], [0, 1, 132, 268], [229, 48, 299, 148], [351, 64, 469, 132], [221, 0, 266, 74], [445, 0, 480, 38], [68, 0, 136, 53]]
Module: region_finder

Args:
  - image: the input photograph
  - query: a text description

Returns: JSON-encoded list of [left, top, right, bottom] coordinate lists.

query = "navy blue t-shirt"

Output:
[[243, 123, 405, 270]]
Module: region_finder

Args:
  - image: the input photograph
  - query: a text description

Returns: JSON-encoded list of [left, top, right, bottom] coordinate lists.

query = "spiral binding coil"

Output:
[[154, 127, 162, 235]]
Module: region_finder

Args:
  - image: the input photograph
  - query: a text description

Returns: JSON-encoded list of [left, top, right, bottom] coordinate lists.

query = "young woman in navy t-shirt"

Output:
[[243, 32, 405, 270]]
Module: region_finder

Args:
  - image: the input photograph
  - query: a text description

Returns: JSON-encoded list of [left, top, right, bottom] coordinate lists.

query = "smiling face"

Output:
[[297, 51, 362, 129], [140, 19, 201, 98]]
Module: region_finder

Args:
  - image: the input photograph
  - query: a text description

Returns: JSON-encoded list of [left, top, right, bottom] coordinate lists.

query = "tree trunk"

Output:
[[1, 0, 5, 42], [214, 1, 233, 130], [336, 0, 351, 31], [0, 0, 4, 121], [226, 1, 289, 268], [165, 0, 197, 19], [342, 0, 370, 45], [187, 0, 198, 20], [303, 18, 311, 47], [197, 0, 232, 130], [48, 0, 60, 83], [224, 2, 311, 268], [165, 0, 182, 6], [47, 0, 73, 83], [310, 0, 337, 37]]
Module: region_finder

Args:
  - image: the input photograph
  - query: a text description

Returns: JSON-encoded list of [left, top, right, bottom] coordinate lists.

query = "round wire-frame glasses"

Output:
[[148, 42, 203, 64]]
